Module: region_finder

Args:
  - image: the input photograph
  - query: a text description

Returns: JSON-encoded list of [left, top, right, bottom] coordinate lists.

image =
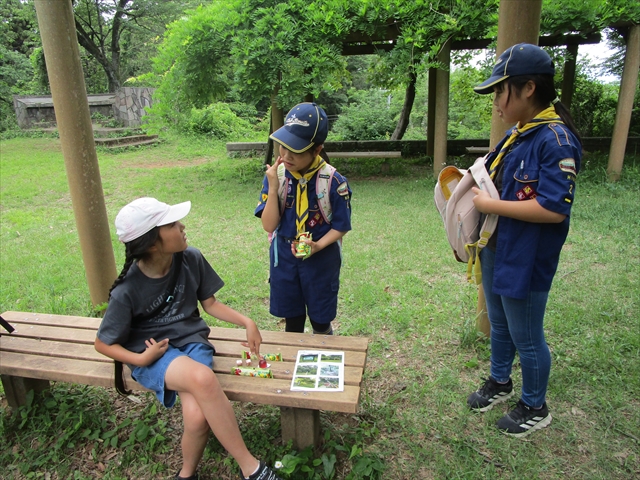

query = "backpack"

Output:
[[275, 162, 336, 224], [268, 162, 339, 267], [434, 155, 499, 283]]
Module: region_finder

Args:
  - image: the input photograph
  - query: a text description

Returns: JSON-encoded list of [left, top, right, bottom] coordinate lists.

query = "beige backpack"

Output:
[[434, 155, 500, 283]]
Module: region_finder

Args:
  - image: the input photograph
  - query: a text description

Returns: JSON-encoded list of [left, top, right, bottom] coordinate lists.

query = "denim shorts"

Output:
[[131, 342, 215, 408]]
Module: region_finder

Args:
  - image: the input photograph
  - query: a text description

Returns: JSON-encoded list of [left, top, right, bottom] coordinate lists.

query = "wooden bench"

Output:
[[225, 142, 401, 159], [465, 146, 490, 155], [326, 151, 401, 159], [0, 311, 368, 449]]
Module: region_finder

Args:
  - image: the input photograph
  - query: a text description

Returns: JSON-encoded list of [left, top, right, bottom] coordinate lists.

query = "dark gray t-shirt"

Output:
[[97, 246, 224, 353]]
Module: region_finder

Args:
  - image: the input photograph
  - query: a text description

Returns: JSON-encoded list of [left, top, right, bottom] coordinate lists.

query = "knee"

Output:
[[185, 363, 219, 395]]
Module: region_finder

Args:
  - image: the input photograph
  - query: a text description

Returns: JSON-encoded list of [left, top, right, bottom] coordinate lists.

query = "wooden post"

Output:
[[561, 43, 579, 110], [34, 0, 117, 307], [479, 0, 543, 336], [433, 40, 451, 177], [1, 375, 50, 408], [280, 407, 320, 449], [426, 67, 437, 158], [489, 0, 543, 146], [607, 25, 640, 182], [269, 83, 285, 165]]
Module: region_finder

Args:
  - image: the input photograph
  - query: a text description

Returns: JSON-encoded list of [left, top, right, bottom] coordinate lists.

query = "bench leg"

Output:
[[280, 407, 320, 450], [1, 375, 50, 408]]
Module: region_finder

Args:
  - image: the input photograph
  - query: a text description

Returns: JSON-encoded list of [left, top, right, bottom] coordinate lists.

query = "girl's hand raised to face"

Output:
[[265, 156, 283, 188], [140, 337, 169, 366]]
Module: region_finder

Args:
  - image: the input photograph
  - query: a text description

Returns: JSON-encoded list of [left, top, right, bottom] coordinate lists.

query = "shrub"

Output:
[[328, 88, 399, 141], [185, 102, 254, 139]]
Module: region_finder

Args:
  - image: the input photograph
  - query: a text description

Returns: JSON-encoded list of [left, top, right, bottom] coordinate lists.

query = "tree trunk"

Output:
[[391, 68, 417, 140], [73, 0, 130, 92]]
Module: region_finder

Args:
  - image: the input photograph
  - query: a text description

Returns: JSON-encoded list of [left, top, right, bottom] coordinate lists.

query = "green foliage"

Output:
[[0, 385, 171, 476], [328, 88, 399, 141], [541, 0, 640, 35], [185, 103, 256, 139], [448, 66, 493, 140]]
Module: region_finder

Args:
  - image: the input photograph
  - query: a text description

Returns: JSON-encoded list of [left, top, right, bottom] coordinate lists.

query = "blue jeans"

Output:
[[480, 247, 551, 408]]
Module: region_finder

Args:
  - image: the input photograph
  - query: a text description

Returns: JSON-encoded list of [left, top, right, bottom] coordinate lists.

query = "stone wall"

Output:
[[13, 89, 155, 129], [112, 87, 155, 127], [13, 94, 116, 129]]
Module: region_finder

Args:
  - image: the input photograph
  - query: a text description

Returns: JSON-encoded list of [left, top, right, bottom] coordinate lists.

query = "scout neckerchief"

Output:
[[290, 155, 326, 237], [488, 106, 563, 179]]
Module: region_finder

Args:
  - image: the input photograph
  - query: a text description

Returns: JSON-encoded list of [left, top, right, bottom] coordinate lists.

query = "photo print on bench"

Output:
[[290, 350, 345, 392]]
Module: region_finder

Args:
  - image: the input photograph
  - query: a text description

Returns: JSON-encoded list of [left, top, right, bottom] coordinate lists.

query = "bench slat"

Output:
[[209, 326, 369, 352], [1, 312, 369, 352], [1, 336, 363, 385], [327, 151, 401, 158], [2, 326, 366, 368], [218, 376, 361, 413], [2, 311, 102, 329], [0, 351, 361, 413]]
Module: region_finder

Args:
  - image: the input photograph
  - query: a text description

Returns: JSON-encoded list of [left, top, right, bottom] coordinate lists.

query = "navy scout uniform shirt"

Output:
[[254, 168, 352, 239], [487, 122, 581, 299]]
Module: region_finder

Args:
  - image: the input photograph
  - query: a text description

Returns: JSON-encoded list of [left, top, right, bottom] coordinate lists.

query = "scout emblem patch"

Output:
[[558, 158, 577, 175]]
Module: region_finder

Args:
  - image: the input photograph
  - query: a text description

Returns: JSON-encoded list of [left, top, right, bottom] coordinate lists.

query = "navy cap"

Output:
[[270, 103, 328, 153], [474, 43, 555, 95]]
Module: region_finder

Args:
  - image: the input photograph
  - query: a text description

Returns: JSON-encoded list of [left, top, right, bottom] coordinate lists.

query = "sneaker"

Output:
[[467, 376, 514, 412], [175, 471, 198, 480], [242, 461, 282, 480], [496, 399, 552, 438]]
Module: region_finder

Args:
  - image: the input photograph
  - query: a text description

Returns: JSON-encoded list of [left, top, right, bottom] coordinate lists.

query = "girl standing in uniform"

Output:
[[466, 44, 582, 437], [255, 103, 352, 335], [95, 197, 281, 480]]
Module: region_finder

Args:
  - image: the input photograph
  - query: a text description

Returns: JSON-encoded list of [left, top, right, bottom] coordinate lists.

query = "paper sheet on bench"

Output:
[[290, 350, 344, 392]]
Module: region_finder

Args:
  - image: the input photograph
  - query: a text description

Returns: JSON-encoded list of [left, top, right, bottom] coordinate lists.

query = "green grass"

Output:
[[1, 136, 639, 479]]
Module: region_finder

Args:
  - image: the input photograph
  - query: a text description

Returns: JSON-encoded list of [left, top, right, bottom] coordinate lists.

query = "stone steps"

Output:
[[94, 134, 159, 148]]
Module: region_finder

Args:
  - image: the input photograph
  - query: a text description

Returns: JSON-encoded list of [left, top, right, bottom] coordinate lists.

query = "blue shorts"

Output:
[[131, 342, 215, 408], [269, 238, 341, 324]]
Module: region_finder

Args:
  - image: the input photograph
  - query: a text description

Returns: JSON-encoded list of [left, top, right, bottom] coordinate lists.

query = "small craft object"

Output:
[[259, 358, 268, 368], [295, 232, 312, 258], [242, 351, 259, 361], [231, 367, 273, 378], [262, 352, 283, 362]]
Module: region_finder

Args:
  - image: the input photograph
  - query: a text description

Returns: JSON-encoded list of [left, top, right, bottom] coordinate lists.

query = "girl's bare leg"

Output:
[[177, 391, 209, 478], [165, 356, 260, 478]]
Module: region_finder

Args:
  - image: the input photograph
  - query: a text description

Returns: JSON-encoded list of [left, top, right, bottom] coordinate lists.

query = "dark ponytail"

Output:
[[110, 227, 160, 396], [506, 75, 582, 144]]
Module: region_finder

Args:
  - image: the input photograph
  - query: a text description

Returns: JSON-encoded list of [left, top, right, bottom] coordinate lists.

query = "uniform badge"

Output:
[[516, 185, 537, 200], [308, 218, 317, 228], [337, 182, 349, 196], [558, 158, 577, 175], [319, 174, 330, 179], [261, 193, 268, 203]]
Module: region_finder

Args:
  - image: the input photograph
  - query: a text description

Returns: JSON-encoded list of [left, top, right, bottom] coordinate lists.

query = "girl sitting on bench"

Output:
[[95, 197, 281, 480]]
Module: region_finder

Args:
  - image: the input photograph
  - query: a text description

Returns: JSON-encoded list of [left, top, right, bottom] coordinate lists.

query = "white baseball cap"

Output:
[[115, 197, 191, 243]]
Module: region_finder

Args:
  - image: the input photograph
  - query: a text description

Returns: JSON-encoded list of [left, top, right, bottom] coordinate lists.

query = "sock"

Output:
[[285, 315, 306, 333], [245, 461, 262, 479], [310, 319, 333, 335]]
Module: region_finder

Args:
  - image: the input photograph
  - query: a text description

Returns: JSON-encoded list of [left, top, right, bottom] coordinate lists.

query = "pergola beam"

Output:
[[342, 32, 602, 56]]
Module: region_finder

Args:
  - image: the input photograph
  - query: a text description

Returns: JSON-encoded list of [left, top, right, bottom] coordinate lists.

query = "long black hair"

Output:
[[110, 227, 160, 396], [498, 74, 582, 144]]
